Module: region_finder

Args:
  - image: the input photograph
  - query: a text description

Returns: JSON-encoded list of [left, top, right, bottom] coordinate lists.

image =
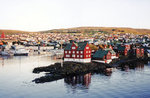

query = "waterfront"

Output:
[[0, 55, 150, 98]]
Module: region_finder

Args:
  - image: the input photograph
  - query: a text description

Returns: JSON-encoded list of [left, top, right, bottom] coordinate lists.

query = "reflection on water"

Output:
[[0, 56, 11, 66], [120, 61, 145, 72], [64, 73, 91, 89], [0, 55, 150, 98]]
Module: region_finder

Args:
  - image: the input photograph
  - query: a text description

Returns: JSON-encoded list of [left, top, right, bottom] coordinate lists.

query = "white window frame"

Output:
[[77, 51, 79, 54], [65, 51, 67, 53], [80, 51, 83, 54], [73, 51, 75, 54], [77, 55, 79, 57], [86, 47, 89, 49], [89, 51, 91, 53], [69, 51, 71, 53], [80, 55, 83, 58], [72, 47, 75, 49], [66, 55, 70, 57]]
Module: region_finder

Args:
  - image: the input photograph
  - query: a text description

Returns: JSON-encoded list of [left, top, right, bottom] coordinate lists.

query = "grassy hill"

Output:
[[41, 27, 150, 35], [0, 29, 37, 35], [1, 27, 150, 35]]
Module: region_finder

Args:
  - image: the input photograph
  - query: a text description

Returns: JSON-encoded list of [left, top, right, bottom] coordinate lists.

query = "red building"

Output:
[[124, 44, 131, 50], [136, 48, 144, 58], [1, 32, 5, 39], [64, 41, 91, 63], [117, 45, 129, 56]]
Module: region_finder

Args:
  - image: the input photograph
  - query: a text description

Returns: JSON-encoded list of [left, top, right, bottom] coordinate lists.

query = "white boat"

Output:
[[13, 48, 29, 56], [0, 50, 13, 56], [11, 45, 29, 56]]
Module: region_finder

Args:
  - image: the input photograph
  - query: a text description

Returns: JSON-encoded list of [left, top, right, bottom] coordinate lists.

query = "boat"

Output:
[[13, 48, 29, 56], [11, 45, 29, 56], [0, 51, 10, 56]]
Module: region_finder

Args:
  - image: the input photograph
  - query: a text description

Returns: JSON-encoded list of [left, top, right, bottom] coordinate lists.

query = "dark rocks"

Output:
[[32, 58, 147, 83], [32, 62, 109, 83]]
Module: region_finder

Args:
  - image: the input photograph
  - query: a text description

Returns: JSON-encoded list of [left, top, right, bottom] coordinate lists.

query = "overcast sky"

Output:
[[0, 0, 150, 31]]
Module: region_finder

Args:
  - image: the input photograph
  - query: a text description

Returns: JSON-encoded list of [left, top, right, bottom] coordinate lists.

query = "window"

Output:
[[80, 51, 83, 54], [80, 55, 83, 58], [66, 55, 70, 57], [73, 51, 75, 54], [86, 51, 88, 53], [89, 51, 91, 53], [72, 47, 75, 49], [72, 55, 75, 57], [77, 51, 79, 54], [77, 55, 79, 57], [86, 55, 88, 57], [89, 55, 90, 57], [65, 51, 67, 53], [69, 51, 71, 53], [86, 47, 89, 49]]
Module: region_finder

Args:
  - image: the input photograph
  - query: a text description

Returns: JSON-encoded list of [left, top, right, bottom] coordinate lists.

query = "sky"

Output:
[[0, 0, 150, 31]]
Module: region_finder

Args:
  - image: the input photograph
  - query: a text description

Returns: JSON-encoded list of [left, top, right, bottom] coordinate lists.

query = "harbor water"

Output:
[[0, 55, 150, 98]]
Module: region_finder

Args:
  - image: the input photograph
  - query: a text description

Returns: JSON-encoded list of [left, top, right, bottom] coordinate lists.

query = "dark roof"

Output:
[[93, 50, 108, 58], [64, 43, 72, 50], [77, 42, 88, 50], [64, 42, 88, 51]]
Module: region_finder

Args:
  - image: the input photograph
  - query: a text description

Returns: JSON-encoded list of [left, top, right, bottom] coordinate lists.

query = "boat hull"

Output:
[[14, 53, 28, 56]]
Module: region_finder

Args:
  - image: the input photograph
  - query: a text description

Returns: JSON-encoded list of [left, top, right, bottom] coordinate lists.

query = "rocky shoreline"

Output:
[[32, 62, 111, 83], [32, 58, 147, 83]]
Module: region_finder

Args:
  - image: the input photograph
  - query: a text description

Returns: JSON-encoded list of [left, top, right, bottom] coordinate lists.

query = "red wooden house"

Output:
[[124, 44, 131, 50], [92, 49, 112, 63], [117, 45, 128, 56], [64, 41, 91, 63], [136, 48, 144, 58]]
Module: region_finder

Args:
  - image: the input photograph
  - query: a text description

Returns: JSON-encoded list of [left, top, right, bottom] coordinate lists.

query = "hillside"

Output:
[[41, 27, 150, 35], [1, 27, 150, 35], [0, 29, 37, 35]]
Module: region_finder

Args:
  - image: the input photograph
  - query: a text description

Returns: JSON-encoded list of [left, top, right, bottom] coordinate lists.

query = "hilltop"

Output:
[[1, 27, 150, 35], [41, 27, 150, 35], [0, 29, 37, 35]]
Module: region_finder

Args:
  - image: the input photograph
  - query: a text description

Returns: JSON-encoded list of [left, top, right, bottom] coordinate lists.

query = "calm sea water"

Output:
[[0, 55, 150, 98]]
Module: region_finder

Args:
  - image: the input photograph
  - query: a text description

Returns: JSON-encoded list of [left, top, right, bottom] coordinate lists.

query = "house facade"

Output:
[[136, 48, 144, 58], [117, 45, 128, 56], [64, 41, 91, 63], [92, 49, 112, 64]]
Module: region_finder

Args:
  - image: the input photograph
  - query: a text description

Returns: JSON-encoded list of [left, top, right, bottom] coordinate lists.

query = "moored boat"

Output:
[[13, 48, 29, 56], [11, 45, 29, 56]]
